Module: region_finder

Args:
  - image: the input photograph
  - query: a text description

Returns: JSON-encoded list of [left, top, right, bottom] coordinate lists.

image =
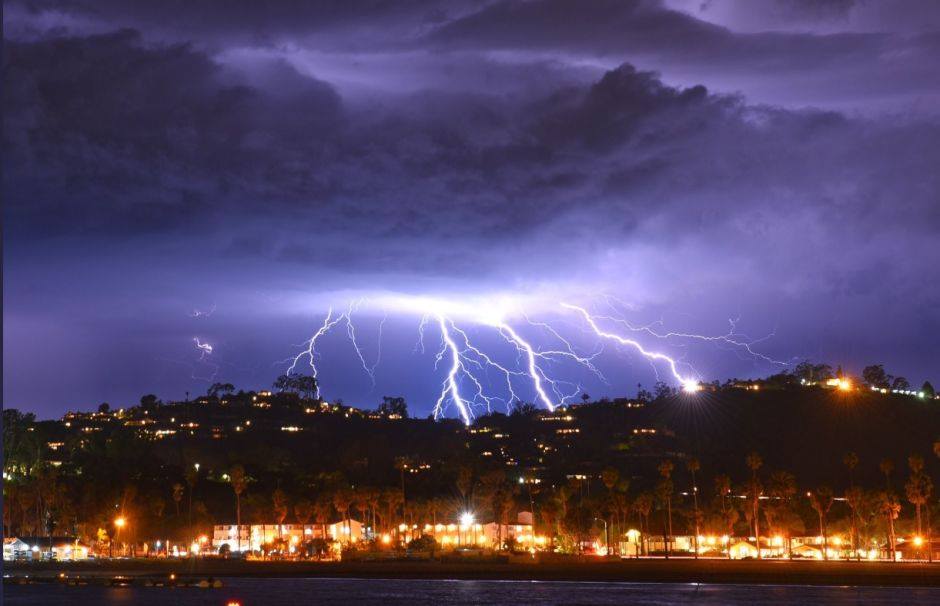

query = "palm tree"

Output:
[[714, 474, 736, 558], [613, 488, 630, 556], [905, 455, 933, 539], [843, 452, 859, 487], [481, 471, 510, 549], [381, 487, 402, 535], [600, 467, 619, 553], [294, 498, 315, 527], [808, 486, 834, 560], [332, 488, 352, 541], [272, 488, 289, 541], [767, 470, 797, 556], [844, 485, 864, 560], [230, 465, 247, 552], [878, 490, 901, 561], [686, 458, 701, 558], [394, 457, 410, 522], [657, 460, 674, 558], [745, 452, 763, 559], [456, 466, 473, 512], [539, 493, 563, 552], [879, 458, 894, 490], [314, 495, 333, 543], [363, 487, 381, 538], [632, 493, 653, 556], [185, 464, 199, 544], [172, 483, 184, 517]]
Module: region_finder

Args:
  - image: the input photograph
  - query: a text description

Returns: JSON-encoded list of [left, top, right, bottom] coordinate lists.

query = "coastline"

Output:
[[7, 558, 940, 587]]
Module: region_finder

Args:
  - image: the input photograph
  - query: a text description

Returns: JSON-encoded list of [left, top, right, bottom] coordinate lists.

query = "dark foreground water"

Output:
[[6, 578, 940, 605]]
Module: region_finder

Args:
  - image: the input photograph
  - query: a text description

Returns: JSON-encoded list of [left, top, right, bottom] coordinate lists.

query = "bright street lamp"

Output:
[[111, 516, 127, 558]]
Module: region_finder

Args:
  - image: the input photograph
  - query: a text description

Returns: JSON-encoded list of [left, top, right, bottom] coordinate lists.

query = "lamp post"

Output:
[[113, 516, 126, 558], [460, 512, 475, 547]]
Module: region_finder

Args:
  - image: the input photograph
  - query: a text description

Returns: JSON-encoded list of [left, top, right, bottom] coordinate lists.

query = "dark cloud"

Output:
[[2, 1, 939, 415]]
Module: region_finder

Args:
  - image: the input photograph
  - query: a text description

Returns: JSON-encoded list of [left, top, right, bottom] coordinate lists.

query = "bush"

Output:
[[408, 535, 439, 552]]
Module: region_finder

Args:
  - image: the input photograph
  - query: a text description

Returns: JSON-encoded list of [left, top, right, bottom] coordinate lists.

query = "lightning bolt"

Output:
[[601, 295, 787, 366], [286, 308, 344, 397], [562, 303, 701, 392], [193, 337, 213, 358], [344, 301, 379, 387], [285, 294, 783, 422], [285, 302, 384, 398], [433, 314, 472, 425], [191, 337, 219, 382], [495, 323, 559, 411]]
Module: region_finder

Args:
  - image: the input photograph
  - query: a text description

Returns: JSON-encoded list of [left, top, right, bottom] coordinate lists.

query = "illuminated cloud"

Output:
[[3, 1, 939, 414]]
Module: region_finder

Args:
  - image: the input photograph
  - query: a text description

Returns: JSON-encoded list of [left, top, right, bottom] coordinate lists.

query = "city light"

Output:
[[114, 516, 126, 529], [460, 512, 475, 527]]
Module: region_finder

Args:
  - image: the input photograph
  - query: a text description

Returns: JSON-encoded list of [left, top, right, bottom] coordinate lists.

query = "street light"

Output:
[[111, 516, 127, 558], [460, 512, 475, 546]]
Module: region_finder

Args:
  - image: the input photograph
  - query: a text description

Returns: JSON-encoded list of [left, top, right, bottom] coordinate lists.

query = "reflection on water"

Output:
[[6, 577, 940, 605]]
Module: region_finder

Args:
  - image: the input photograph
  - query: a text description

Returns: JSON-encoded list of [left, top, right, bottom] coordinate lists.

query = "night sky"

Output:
[[4, 1, 940, 418]]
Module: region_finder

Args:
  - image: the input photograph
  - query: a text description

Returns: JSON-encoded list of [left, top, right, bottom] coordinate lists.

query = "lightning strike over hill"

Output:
[[283, 294, 786, 423], [561, 303, 703, 393]]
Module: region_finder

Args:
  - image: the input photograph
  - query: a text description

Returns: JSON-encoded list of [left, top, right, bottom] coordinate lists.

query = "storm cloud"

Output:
[[4, 0, 939, 415]]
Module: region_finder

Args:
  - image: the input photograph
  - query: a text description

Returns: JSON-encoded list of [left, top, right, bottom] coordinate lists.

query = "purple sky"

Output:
[[4, 0, 940, 418]]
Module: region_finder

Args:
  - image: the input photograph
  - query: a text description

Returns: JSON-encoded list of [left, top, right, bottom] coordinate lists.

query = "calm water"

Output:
[[6, 578, 940, 605]]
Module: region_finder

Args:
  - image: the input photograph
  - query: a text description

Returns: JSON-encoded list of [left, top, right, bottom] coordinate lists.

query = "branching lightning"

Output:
[[561, 303, 702, 392], [283, 293, 786, 424], [286, 308, 344, 398], [601, 295, 787, 366], [286, 301, 383, 397], [433, 314, 472, 425]]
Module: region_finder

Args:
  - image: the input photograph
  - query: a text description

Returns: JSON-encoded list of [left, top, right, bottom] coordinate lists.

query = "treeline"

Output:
[[2, 362, 939, 555]]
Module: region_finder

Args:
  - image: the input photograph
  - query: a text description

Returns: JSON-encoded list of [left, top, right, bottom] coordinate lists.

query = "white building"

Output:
[[3, 538, 30, 561], [5, 536, 90, 561], [416, 512, 539, 549]]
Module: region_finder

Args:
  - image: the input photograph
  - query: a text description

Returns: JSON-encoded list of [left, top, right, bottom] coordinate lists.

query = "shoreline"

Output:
[[7, 558, 940, 587]]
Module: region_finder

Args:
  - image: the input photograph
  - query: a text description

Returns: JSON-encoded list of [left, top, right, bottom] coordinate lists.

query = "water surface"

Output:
[[6, 577, 940, 605]]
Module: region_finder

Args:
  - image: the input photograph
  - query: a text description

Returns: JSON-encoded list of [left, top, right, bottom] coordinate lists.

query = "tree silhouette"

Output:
[[745, 452, 763, 558], [686, 458, 701, 558], [809, 486, 834, 560], [905, 455, 932, 538], [878, 491, 901, 561], [230, 465, 247, 552], [656, 460, 674, 558], [632, 493, 653, 556]]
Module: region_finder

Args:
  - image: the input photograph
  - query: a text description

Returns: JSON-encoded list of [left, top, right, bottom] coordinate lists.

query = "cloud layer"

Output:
[[4, 0, 939, 415]]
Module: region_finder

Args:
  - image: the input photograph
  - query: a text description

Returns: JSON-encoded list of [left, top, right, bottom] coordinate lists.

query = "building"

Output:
[[8, 536, 90, 561], [3, 538, 30, 561], [416, 512, 538, 549], [212, 520, 365, 553]]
